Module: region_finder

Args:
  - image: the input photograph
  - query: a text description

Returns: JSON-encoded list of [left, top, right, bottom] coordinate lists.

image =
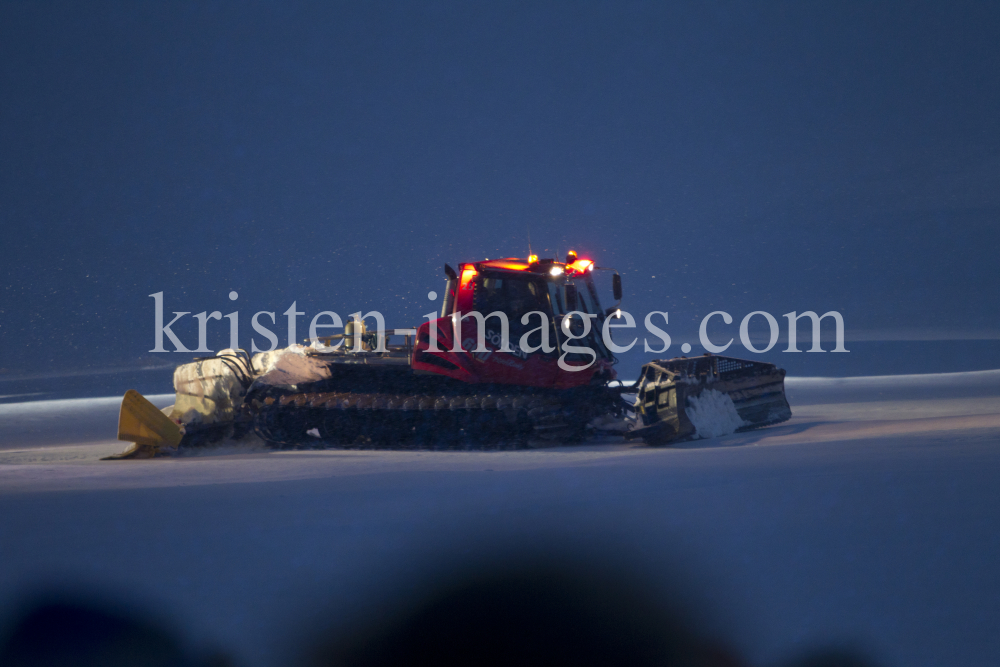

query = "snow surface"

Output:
[[0, 371, 998, 666]]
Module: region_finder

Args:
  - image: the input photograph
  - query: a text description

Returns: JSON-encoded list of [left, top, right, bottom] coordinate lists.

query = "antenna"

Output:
[[527, 227, 532, 258]]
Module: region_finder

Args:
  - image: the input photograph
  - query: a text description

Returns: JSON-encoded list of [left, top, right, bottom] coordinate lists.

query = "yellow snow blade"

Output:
[[102, 389, 182, 460]]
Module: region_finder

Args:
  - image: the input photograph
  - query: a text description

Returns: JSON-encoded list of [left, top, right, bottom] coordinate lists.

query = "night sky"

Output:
[[2, 1, 999, 380]]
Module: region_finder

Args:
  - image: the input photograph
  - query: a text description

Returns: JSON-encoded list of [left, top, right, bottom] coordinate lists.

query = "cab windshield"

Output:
[[473, 273, 552, 351], [548, 275, 613, 362]]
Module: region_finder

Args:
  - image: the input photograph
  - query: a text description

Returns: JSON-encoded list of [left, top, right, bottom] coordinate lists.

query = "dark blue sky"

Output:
[[2, 1, 999, 376]]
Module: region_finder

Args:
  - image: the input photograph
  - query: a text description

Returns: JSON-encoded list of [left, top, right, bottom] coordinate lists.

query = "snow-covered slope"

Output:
[[0, 371, 998, 666]]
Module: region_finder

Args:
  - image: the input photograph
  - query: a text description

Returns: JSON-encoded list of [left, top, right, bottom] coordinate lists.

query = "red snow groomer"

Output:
[[108, 252, 790, 458]]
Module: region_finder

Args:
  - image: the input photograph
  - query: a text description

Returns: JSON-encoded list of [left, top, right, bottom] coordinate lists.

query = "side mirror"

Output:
[[612, 273, 622, 301]]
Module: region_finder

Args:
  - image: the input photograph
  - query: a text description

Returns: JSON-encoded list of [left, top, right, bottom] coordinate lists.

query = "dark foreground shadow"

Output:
[[1, 566, 880, 667], [304, 562, 880, 667], [307, 564, 738, 667], [0, 600, 229, 667]]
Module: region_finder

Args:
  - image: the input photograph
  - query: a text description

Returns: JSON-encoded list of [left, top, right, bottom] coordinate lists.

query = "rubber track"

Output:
[[251, 390, 591, 450]]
